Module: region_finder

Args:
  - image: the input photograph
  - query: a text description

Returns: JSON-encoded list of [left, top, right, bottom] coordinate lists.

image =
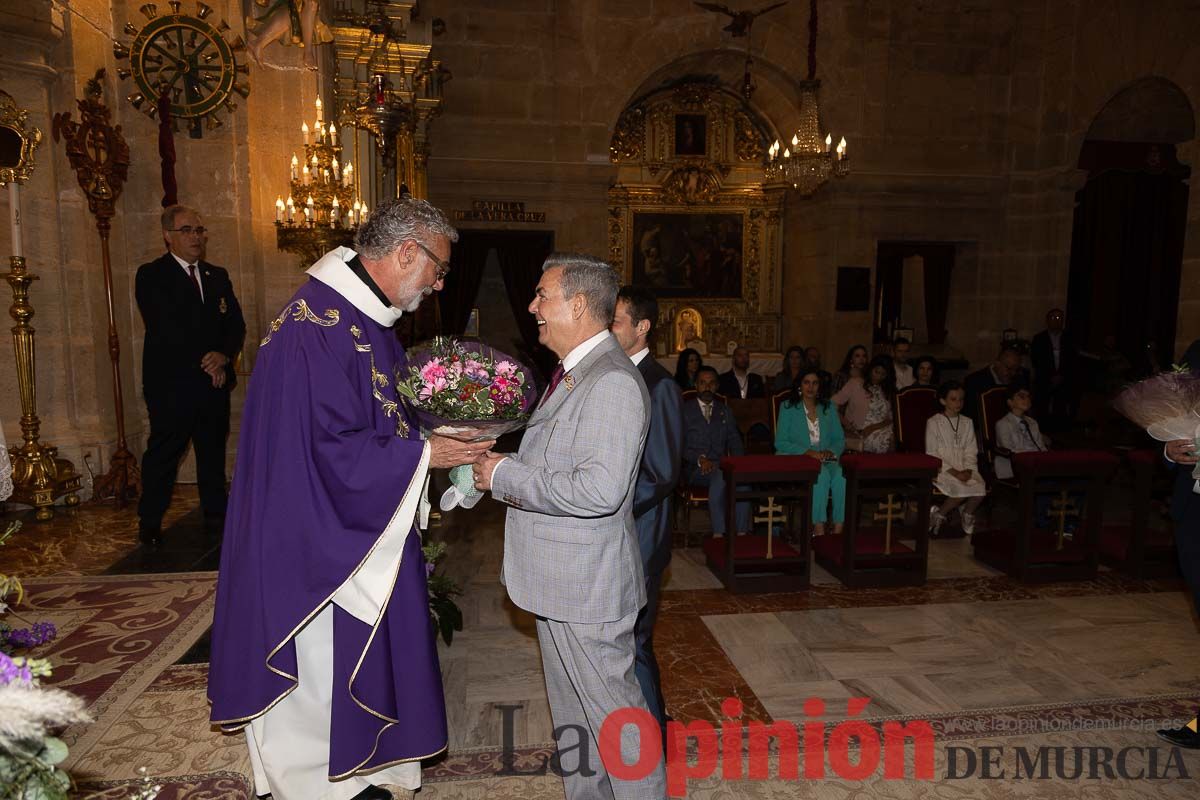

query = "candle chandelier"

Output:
[[763, 0, 849, 195], [275, 96, 367, 268], [274, 1, 446, 267]]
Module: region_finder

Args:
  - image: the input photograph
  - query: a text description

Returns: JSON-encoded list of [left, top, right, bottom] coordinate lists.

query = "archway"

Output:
[[1066, 76, 1195, 375]]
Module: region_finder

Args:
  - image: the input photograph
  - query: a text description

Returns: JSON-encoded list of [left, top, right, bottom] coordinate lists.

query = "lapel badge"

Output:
[[563, 374, 576, 391], [219, 297, 228, 314]]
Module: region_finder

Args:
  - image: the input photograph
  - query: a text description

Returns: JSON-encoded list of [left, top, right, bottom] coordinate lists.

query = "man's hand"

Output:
[[698, 455, 715, 476], [201, 351, 229, 372], [1167, 439, 1199, 465], [472, 451, 506, 491], [429, 434, 493, 470], [210, 369, 227, 389]]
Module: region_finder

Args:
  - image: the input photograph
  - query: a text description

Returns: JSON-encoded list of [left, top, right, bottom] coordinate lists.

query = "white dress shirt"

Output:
[[895, 363, 915, 390], [630, 347, 650, 366]]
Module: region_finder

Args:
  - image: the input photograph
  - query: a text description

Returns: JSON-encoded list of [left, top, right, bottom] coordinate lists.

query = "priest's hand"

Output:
[[429, 434, 493, 469], [1167, 439, 1199, 465], [472, 451, 506, 492]]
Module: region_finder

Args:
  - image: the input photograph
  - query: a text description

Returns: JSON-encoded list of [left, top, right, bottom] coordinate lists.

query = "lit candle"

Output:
[[791, 134, 799, 148], [290, 153, 298, 181], [315, 96, 323, 124], [360, 202, 368, 223], [825, 133, 832, 152], [275, 196, 284, 223], [306, 195, 315, 224], [329, 122, 337, 142], [784, 148, 791, 158], [836, 137, 847, 160], [302, 121, 309, 145], [302, 163, 310, 185], [343, 162, 353, 188], [332, 157, 340, 181], [286, 195, 295, 222], [8, 182, 22, 258], [331, 196, 340, 227], [322, 168, 329, 184]]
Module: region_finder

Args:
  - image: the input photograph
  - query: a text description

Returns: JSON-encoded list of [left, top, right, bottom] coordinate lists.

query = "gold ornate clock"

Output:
[[114, 2, 249, 137]]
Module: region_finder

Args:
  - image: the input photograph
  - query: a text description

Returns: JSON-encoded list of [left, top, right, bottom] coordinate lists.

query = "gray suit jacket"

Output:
[[492, 333, 651, 624]]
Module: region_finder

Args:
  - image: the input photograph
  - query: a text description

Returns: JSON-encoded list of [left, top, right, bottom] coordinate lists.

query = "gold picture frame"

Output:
[[0, 89, 42, 185]]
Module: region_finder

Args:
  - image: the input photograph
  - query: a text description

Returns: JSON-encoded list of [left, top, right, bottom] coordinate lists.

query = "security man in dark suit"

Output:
[[683, 366, 752, 537], [135, 205, 245, 545], [1029, 308, 1079, 431], [611, 286, 684, 738], [1158, 338, 1200, 749]]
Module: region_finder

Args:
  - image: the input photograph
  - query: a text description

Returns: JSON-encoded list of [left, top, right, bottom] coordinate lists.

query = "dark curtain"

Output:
[[437, 233, 492, 335], [875, 242, 955, 346], [922, 244, 955, 346], [1066, 148, 1189, 376], [495, 232, 556, 382]]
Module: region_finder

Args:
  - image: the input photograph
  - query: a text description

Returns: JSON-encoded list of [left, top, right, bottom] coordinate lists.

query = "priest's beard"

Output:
[[403, 286, 433, 312]]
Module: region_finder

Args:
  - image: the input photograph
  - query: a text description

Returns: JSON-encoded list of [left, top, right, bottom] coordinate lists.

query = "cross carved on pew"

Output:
[[754, 496, 785, 560], [1048, 490, 1079, 551], [872, 493, 904, 556]]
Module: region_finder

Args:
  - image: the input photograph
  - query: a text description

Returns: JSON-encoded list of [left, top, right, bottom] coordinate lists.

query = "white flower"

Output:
[[0, 683, 89, 751]]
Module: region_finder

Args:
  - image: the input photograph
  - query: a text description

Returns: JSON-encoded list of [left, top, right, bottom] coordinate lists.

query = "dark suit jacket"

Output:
[[135, 252, 246, 411], [1030, 330, 1078, 391], [682, 396, 744, 481], [718, 369, 766, 399], [633, 356, 684, 578]]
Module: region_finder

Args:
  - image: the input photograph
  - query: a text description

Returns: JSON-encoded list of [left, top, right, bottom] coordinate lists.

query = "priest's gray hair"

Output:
[[354, 198, 459, 260], [543, 253, 620, 325]]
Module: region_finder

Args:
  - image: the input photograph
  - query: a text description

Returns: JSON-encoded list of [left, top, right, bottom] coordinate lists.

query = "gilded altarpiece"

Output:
[[608, 82, 785, 353]]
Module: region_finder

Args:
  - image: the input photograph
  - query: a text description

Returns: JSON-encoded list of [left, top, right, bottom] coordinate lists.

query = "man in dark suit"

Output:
[[683, 366, 751, 537], [1029, 308, 1079, 432], [611, 285, 683, 738], [136, 205, 245, 544], [963, 343, 1026, 424], [718, 346, 766, 400], [1158, 338, 1200, 749]]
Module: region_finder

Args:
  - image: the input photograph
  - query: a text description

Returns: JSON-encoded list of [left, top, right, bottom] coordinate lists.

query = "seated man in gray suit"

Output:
[[611, 285, 683, 742], [473, 254, 666, 800], [683, 366, 751, 536]]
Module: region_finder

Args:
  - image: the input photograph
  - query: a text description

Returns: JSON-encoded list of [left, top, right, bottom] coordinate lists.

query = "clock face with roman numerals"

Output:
[[130, 13, 235, 119]]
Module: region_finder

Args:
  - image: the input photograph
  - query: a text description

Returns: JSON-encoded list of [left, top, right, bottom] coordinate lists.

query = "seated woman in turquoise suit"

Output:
[[775, 367, 846, 535]]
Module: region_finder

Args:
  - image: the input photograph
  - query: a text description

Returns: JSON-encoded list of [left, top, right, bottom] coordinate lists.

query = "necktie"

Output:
[[1020, 418, 1042, 450], [188, 263, 203, 300], [539, 363, 565, 408], [702, 402, 712, 423]]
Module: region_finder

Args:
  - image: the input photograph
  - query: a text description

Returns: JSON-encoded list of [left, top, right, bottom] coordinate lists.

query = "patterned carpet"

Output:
[[12, 572, 245, 797]]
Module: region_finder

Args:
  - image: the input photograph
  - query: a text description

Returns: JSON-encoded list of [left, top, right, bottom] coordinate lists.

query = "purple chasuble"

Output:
[[207, 272, 446, 776]]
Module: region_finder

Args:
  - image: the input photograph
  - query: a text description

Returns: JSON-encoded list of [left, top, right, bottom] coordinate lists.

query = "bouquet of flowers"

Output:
[[0, 520, 91, 799], [397, 337, 537, 510], [1112, 366, 1200, 442]]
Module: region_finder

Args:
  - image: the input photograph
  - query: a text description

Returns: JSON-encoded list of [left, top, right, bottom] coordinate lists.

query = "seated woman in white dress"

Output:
[[859, 356, 896, 454], [925, 380, 987, 536]]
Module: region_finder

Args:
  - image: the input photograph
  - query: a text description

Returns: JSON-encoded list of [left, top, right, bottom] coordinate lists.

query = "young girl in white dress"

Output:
[[925, 380, 986, 535]]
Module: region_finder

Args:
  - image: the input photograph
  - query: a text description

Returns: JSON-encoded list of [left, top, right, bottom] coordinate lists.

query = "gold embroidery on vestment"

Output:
[[260, 300, 340, 346]]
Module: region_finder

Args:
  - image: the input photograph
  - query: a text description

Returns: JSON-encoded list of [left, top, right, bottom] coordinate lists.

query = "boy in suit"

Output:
[[683, 366, 751, 536]]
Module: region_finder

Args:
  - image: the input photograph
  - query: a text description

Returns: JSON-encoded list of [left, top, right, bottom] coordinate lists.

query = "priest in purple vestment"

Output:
[[208, 198, 487, 800]]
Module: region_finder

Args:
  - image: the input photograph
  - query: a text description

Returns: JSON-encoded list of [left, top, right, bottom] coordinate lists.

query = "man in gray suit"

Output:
[[473, 254, 666, 799], [611, 286, 683, 741]]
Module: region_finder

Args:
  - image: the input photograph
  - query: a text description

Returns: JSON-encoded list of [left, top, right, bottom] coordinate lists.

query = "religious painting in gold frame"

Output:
[[631, 210, 742, 298], [608, 80, 785, 353]]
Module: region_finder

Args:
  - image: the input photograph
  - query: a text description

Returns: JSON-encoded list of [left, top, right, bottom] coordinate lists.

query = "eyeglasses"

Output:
[[411, 240, 450, 282], [167, 226, 207, 236]]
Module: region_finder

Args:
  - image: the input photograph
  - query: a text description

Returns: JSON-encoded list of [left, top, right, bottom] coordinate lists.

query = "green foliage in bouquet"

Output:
[[422, 541, 463, 646]]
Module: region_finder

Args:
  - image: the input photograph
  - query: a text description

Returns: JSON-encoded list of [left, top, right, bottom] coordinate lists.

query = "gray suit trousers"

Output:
[[536, 610, 667, 800]]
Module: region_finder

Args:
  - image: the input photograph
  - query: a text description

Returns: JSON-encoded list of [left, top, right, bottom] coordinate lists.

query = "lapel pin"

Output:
[[563, 374, 576, 391]]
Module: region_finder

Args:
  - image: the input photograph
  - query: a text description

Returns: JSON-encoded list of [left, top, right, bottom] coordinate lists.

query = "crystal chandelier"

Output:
[[764, 0, 850, 195], [274, 96, 366, 268], [764, 80, 847, 194]]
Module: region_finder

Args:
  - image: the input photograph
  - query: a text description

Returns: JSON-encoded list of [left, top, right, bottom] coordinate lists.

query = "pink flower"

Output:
[[494, 360, 517, 378]]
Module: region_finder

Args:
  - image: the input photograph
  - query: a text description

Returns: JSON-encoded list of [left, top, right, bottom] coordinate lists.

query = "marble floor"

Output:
[[3, 484, 1198, 797]]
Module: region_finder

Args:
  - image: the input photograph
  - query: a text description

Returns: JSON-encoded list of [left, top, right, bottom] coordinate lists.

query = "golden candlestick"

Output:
[[1, 89, 80, 520], [4, 256, 82, 519]]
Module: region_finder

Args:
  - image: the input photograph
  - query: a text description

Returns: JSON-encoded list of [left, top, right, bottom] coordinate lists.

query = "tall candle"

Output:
[[290, 153, 298, 181], [275, 196, 284, 223], [286, 195, 295, 222], [343, 162, 353, 188], [315, 96, 323, 124], [8, 182, 21, 258], [302, 121, 310, 146]]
